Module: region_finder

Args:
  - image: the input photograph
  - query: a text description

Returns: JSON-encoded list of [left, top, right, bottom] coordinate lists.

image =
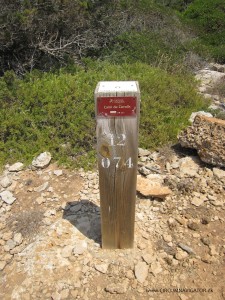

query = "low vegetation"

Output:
[[1, 0, 222, 169], [0, 62, 208, 169]]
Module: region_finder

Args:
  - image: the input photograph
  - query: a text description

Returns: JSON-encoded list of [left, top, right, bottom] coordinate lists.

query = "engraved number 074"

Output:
[[101, 157, 133, 169]]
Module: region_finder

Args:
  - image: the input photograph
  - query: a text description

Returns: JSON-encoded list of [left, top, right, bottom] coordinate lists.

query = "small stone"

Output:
[[54, 170, 63, 176], [0, 261, 6, 271], [2, 232, 13, 241], [0, 176, 12, 188], [138, 242, 146, 250], [138, 148, 150, 157], [5, 239, 16, 250], [201, 217, 210, 225], [72, 240, 87, 255], [8, 162, 24, 172], [61, 245, 73, 258], [34, 182, 49, 192], [189, 111, 213, 123], [95, 263, 108, 274], [44, 209, 56, 217], [187, 222, 199, 231], [178, 243, 195, 255], [13, 233, 23, 245], [163, 234, 172, 242], [142, 254, 154, 265], [60, 289, 70, 299], [150, 261, 162, 275], [125, 270, 134, 279], [209, 245, 218, 256], [32, 152, 52, 169], [191, 197, 205, 207], [51, 291, 61, 300], [213, 168, 225, 180], [192, 233, 200, 238], [175, 249, 188, 260], [134, 261, 148, 283], [0, 191, 16, 205], [105, 282, 128, 294], [179, 294, 189, 300], [201, 237, 210, 246], [70, 290, 78, 298], [211, 200, 223, 207], [36, 196, 45, 204], [136, 175, 172, 199], [178, 156, 200, 177]]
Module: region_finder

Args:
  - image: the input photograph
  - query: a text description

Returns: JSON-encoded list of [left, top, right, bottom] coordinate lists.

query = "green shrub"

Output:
[[182, 0, 225, 63], [0, 61, 208, 169]]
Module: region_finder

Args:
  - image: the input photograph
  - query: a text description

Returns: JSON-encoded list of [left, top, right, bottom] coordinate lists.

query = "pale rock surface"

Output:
[[138, 148, 150, 157], [0, 190, 16, 205], [213, 168, 225, 180], [0, 176, 12, 188], [178, 156, 200, 177], [95, 263, 109, 274], [189, 111, 213, 123], [105, 282, 128, 294], [32, 152, 52, 169], [136, 175, 172, 199], [8, 162, 24, 172], [191, 197, 205, 207], [135, 261, 149, 283], [72, 240, 87, 255], [178, 115, 225, 167]]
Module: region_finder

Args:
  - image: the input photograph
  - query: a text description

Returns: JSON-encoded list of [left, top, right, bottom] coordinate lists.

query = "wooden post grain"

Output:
[[95, 81, 140, 249]]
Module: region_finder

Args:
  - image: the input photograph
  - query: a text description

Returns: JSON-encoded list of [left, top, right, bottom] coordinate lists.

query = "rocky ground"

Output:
[[0, 63, 225, 300]]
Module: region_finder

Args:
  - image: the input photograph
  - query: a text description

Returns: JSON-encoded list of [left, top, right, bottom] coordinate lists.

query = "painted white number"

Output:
[[109, 134, 126, 146], [101, 158, 110, 168], [117, 134, 126, 146], [126, 157, 134, 168], [114, 157, 121, 168], [101, 157, 133, 169]]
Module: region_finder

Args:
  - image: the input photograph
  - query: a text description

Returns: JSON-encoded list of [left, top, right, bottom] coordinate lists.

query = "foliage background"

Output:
[[1, 0, 221, 168]]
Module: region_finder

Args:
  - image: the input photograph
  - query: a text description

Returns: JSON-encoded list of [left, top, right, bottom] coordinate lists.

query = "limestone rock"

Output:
[[0, 176, 12, 188], [136, 175, 172, 199], [138, 148, 151, 157], [61, 245, 73, 258], [195, 69, 225, 87], [191, 197, 205, 207], [95, 263, 108, 274], [178, 115, 225, 167], [175, 249, 188, 260], [72, 240, 87, 255], [0, 261, 7, 271], [134, 261, 149, 283], [8, 162, 24, 172], [34, 182, 49, 192], [213, 168, 225, 180], [32, 152, 52, 169], [13, 233, 23, 245], [53, 170, 63, 176], [105, 282, 128, 294], [0, 191, 16, 205], [150, 261, 163, 276], [178, 156, 200, 177], [189, 111, 213, 123]]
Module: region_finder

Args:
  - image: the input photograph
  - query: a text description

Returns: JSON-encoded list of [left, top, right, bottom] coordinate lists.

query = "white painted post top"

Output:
[[97, 81, 139, 93]]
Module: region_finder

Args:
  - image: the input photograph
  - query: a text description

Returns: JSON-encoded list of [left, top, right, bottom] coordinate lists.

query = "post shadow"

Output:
[[62, 200, 101, 246]]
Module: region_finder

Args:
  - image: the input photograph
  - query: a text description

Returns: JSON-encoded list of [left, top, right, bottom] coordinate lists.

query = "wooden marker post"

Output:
[[95, 81, 140, 249]]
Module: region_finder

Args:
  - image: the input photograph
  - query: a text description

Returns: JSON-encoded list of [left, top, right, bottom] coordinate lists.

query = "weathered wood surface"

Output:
[[95, 81, 140, 249]]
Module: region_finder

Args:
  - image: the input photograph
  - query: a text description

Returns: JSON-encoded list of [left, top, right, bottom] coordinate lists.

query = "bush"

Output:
[[182, 0, 225, 63], [0, 61, 209, 169]]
